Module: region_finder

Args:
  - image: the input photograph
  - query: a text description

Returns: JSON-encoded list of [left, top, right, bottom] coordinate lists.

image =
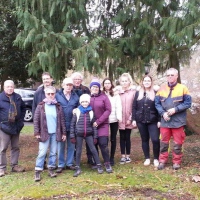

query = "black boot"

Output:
[[73, 166, 81, 177]]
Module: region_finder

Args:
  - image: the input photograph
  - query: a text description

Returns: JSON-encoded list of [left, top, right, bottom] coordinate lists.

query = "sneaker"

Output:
[[120, 157, 126, 164], [0, 169, 5, 177], [125, 157, 131, 163], [110, 158, 115, 166], [73, 167, 81, 177], [157, 163, 165, 170], [56, 167, 64, 173], [144, 159, 150, 166], [104, 162, 113, 173], [34, 171, 41, 182], [48, 168, 57, 178], [172, 163, 181, 170], [97, 164, 104, 174], [12, 165, 25, 172], [153, 159, 159, 167], [66, 165, 76, 170]]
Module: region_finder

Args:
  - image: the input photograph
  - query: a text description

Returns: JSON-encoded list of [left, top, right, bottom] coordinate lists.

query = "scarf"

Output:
[[43, 98, 57, 105], [8, 95, 17, 122], [78, 105, 92, 114], [167, 82, 177, 98]]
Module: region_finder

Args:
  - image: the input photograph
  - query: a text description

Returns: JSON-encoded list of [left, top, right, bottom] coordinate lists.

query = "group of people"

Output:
[[0, 68, 192, 181]]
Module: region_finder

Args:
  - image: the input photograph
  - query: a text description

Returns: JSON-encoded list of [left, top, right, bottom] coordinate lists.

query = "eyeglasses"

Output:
[[167, 74, 175, 77], [46, 93, 55, 96], [74, 79, 82, 81]]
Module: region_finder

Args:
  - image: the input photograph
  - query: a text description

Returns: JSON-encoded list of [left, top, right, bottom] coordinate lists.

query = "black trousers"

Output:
[[110, 122, 119, 159], [119, 129, 132, 155]]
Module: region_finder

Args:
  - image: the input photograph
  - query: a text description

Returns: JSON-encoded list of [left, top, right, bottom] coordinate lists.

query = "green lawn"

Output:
[[0, 126, 199, 199]]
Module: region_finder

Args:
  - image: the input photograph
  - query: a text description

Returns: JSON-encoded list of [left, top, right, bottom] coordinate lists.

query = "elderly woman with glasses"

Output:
[[34, 86, 66, 182]]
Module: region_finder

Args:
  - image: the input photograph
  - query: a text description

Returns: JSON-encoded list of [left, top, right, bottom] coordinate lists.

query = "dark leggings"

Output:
[[96, 136, 110, 163], [119, 129, 132, 155], [137, 122, 160, 159], [110, 122, 118, 159], [76, 136, 100, 166]]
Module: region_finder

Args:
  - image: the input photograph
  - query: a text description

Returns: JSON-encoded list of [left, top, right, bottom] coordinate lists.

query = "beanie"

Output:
[[79, 94, 91, 103], [89, 78, 101, 89]]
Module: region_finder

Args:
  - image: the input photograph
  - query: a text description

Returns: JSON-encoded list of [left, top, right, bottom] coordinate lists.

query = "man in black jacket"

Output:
[[0, 80, 26, 177]]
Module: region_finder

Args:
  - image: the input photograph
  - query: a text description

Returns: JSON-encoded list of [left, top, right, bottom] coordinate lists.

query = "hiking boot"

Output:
[[34, 171, 41, 182], [157, 163, 165, 170], [144, 159, 150, 166], [120, 157, 126, 164], [97, 164, 104, 174], [110, 158, 115, 166], [73, 166, 81, 177], [66, 165, 76, 170], [125, 157, 131, 163], [0, 169, 5, 177], [154, 159, 159, 167], [48, 168, 57, 178], [56, 167, 64, 173], [12, 165, 25, 172], [172, 163, 181, 170], [104, 162, 113, 173]]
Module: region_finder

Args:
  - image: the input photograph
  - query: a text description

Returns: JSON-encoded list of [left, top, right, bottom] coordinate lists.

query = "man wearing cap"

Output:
[[56, 77, 79, 173]]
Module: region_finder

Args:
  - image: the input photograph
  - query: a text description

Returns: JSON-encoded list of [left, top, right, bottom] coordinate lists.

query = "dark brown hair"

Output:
[[102, 78, 114, 97]]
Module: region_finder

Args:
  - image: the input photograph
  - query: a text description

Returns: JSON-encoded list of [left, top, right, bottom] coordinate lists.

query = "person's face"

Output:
[[120, 77, 130, 89], [90, 85, 99, 94], [42, 75, 52, 87], [143, 77, 152, 89], [81, 101, 90, 108], [167, 70, 178, 84], [103, 80, 112, 91], [45, 89, 55, 100], [63, 83, 73, 93], [73, 76, 82, 87], [4, 82, 14, 95]]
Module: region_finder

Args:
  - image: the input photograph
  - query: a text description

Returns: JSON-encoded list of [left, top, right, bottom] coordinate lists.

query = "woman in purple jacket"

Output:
[[89, 78, 112, 173]]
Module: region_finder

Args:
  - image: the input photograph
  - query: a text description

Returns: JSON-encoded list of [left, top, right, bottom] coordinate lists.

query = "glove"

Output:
[[94, 138, 97, 145], [70, 138, 76, 144]]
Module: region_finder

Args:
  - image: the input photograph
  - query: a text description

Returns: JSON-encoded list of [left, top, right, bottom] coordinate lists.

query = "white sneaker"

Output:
[[125, 157, 131, 163], [144, 159, 150, 166], [154, 159, 159, 167], [120, 157, 126, 164]]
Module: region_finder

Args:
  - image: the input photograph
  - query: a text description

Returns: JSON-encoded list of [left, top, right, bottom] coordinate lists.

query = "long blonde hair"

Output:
[[119, 73, 133, 87], [137, 75, 155, 101]]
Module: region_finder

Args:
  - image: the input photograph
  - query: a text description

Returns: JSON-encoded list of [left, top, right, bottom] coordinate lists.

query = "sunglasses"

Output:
[[46, 93, 55, 96], [167, 74, 175, 77]]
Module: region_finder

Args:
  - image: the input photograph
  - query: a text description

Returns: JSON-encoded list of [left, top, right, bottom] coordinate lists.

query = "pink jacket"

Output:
[[118, 88, 136, 130]]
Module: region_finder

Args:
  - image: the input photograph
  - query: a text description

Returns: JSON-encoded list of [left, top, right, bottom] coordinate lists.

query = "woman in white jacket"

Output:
[[102, 78, 122, 166]]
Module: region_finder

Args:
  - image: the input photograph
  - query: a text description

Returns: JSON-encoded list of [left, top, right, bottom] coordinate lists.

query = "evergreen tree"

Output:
[[14, 0, 200, 82]]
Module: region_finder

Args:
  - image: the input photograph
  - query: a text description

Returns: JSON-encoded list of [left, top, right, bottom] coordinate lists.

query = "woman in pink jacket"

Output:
[[118, 73, 136, 164]]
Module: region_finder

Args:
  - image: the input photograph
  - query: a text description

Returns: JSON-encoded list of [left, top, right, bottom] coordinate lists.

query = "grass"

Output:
[[0, 126, 200, 199]]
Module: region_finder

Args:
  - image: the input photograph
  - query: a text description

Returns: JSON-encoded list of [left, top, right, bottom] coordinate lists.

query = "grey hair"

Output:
[[71, 72, 83, 80], [167, 68, 178, 75], [44, 86, 56, 93], [4, 80, 14, 87]]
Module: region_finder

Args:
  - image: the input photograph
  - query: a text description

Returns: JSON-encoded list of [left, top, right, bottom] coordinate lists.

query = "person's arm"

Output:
[[20, 98, 26, 121], [33, 104, 41, 137], [95, 96, 111, 126], [132, 91, 138, 126], [116, 94, 122, 122], [70, 114, 77, 139]]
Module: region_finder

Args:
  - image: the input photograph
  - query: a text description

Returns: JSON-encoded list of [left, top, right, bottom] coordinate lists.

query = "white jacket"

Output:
[[105, 92, 122, 123]]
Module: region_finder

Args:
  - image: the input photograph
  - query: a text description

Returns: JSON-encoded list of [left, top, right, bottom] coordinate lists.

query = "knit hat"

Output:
[[79, 94, 91, 103], [90, 78, 101, 89]]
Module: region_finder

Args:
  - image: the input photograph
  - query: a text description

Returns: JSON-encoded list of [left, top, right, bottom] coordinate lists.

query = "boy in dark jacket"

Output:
[[70, 94, 103, 177]]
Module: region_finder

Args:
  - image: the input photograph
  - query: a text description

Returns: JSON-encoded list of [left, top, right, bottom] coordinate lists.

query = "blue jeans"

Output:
[[57, 131, 75, 167], [35, 133, 57, 171]]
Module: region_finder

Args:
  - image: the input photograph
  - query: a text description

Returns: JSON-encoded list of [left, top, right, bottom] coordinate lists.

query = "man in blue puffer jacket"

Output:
[[0, 80, 26, 177]]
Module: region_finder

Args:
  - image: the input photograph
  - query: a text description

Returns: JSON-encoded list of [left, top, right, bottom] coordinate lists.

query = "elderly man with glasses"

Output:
[[155, 68, 192, 170]]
